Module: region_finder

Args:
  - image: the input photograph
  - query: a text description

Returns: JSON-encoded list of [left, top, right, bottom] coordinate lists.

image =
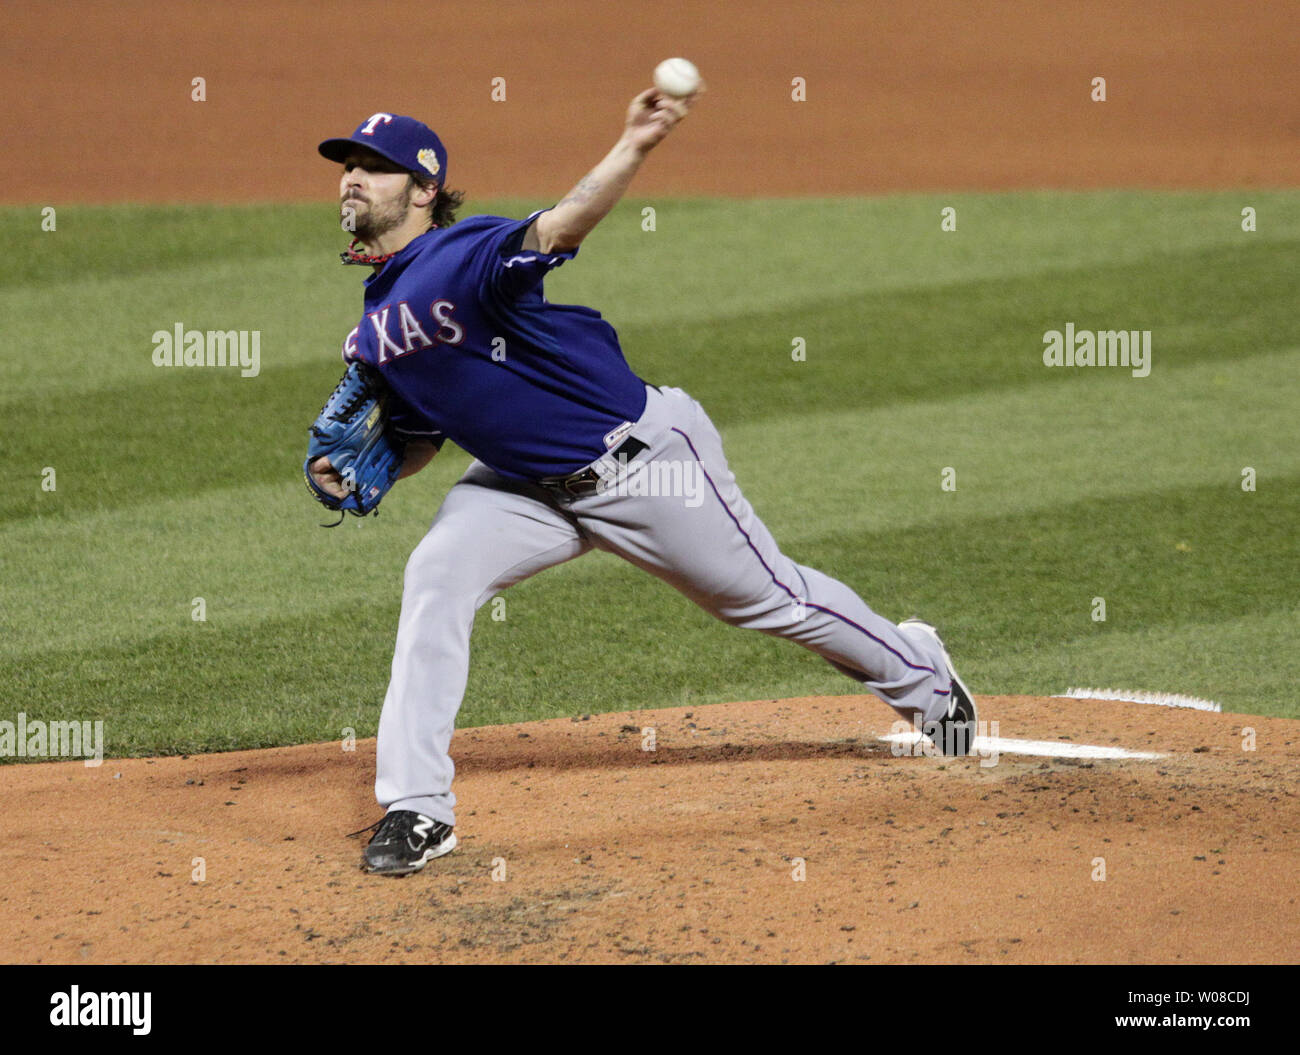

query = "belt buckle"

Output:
[[541, 466, 596, 499], [562, 469, 597, 497], [546, 437, 646, 500]]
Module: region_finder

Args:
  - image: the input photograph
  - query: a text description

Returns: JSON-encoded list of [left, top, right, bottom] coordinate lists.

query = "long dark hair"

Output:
[[412, 176, 464, 229]]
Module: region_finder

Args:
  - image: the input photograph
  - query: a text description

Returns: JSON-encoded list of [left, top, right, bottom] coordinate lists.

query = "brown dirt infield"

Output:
[[2, 695, 1296, 965]]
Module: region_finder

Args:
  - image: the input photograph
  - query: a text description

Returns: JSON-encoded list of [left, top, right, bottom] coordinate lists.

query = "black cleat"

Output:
[[898, 619, 979, 757], [353, 810, 457, 876]]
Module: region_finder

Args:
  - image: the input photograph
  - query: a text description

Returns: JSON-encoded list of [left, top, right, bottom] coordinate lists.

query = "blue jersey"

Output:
[[340, 210, 649, 480]]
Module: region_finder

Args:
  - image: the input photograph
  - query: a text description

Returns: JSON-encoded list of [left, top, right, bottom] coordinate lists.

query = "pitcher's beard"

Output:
[[343, 188, 411, 242]]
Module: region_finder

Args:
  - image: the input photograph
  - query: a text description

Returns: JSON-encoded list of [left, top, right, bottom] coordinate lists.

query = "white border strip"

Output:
[[1054, 687, 1222, 712]]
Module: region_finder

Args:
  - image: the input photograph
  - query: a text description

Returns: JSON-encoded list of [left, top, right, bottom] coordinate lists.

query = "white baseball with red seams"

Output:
[[654, 58, 701, 97]]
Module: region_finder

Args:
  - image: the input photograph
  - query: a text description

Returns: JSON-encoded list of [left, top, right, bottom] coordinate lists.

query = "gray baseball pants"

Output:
[[376, 384, 955, 826]]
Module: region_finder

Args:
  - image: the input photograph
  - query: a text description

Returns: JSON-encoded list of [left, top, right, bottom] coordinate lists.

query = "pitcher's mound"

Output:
[[2, 694, 1296, 964]]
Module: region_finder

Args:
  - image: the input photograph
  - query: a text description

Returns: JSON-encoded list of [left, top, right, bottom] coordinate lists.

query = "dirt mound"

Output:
[[2, 694, 1295, 964]]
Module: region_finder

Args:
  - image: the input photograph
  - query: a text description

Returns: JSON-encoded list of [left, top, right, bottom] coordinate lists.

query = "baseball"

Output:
[[653, 57, 701, 97]]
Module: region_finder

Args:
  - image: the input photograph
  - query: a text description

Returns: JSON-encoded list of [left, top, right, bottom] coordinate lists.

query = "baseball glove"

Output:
[[303, 361, 406, 525]]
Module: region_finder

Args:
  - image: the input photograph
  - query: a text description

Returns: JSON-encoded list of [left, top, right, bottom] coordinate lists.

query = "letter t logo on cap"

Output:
[[361, 113, 394, 135]]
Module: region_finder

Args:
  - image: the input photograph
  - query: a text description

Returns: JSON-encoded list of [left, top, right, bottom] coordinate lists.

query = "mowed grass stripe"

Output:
[[547, 191, 1300, 329], [0, 259, 361, 401], [7, 243, 1296, 525], [9, 191, 1296, 296], [731, 346, 1297, 538], [979, 608, 1300, 720], [5, 190, 1296, 399], [3, 474, 1294, 756], [9, 234, 1292, 416], [3, 201, 540, 290], [3, 348, 1294, 660], [627, 239, 1298, 425], [795, 478, 1298, 650]]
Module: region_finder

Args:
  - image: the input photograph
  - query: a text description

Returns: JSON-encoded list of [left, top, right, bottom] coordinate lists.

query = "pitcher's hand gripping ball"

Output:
[[303, 361, 406, 524]]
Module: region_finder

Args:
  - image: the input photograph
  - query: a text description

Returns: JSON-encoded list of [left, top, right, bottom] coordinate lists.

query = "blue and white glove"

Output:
[[303, 361, 405, 523]]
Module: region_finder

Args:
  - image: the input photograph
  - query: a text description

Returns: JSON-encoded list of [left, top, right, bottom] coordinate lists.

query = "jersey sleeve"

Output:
[[481, 209, 580, 301], [389, 417, 446, 450], [386, 392, 445, 450]]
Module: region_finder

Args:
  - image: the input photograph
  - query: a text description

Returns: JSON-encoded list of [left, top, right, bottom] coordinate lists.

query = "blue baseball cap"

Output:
[[318, 113, 448, 185]]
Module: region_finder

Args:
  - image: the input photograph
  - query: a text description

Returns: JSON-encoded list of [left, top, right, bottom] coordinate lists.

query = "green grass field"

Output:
[[3, 190, 1297, 759]]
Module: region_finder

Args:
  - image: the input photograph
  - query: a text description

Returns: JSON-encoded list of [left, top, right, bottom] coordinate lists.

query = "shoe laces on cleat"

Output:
[[347, 812, 412, 842], [346, 817, 384, 839]]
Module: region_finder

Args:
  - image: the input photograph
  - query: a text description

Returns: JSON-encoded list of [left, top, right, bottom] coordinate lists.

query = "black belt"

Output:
[[537, 436, 649, 499]]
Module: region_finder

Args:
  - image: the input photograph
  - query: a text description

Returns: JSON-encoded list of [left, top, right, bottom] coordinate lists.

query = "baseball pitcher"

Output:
[[305, 86, 977, 876]]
